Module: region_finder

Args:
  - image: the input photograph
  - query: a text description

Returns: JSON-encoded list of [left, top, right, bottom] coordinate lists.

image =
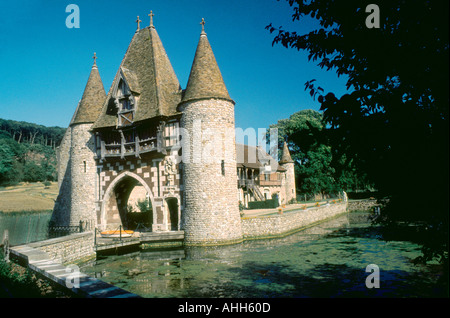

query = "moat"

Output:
[[79, 212, 447, 298]]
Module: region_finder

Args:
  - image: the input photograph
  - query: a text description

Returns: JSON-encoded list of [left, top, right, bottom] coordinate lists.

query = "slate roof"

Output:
[[70, 62, 106, 126], [92, 25, 182, 129], [180, 29, 233, 106]]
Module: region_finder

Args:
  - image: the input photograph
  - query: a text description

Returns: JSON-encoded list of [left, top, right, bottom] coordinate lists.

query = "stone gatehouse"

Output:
[[51, 14, 296, 246]]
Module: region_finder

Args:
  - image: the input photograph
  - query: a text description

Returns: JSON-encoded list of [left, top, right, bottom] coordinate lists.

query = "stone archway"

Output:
[[100, 171, 155, 231], [165, 197, 180, 231]]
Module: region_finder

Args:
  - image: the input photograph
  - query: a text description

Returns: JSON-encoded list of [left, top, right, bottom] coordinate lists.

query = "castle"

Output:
[[52, 14, 296, 246]]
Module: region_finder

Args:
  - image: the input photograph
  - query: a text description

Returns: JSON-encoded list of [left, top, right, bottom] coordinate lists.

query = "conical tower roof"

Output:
[[93, 17, 182, 129], [180, 19, 233, 105], [70, 54, 106, 126], [279, 141, 294, 164]]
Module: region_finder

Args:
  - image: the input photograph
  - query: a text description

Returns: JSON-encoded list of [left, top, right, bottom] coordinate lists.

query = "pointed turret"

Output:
[[279, 141, 294, 164], [92, 16, 182, 129], [52, 55, 106, 228], [180, 19, 242, 246], [71, 53, 106, 126], [279, 141, 296, 204], [180, 18, 233, 105]]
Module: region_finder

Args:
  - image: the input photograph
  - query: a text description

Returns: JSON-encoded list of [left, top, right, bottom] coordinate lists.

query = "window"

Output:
[[221, 160, 225, 176], [118, 80, 127, 97], [164, 122, 179, 147], [121, 99, 132, 110]]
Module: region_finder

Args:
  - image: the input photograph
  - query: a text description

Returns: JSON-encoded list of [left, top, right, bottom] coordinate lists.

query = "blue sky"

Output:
[[0, 0, 348, 137]]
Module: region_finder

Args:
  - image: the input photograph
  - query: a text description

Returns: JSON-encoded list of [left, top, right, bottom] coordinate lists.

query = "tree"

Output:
[[0, 131, 25, 185], [269, 109, 370, 198], [267, 0, 448, 263], [23, 162, 46, 183]]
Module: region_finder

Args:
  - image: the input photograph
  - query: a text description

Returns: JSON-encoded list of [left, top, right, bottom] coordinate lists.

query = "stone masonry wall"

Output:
[[241, 202, 348, 240], [51, 127, 72, 226], [282, 162, 296, 204], [56, 127, 71, 189], [70, 124, 97, 227], [180, 98, 243, 246], [24, 232, 95, 265], [347, 199, 380, 212]]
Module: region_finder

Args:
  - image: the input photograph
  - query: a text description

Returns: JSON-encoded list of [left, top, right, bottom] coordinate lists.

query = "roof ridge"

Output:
[[148, 27, 161, 116]]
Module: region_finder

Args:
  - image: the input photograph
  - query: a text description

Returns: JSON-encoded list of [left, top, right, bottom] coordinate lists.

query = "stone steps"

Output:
[[9, 244, 140, 298]]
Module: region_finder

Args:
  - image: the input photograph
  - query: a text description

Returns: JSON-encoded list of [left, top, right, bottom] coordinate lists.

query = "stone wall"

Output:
[[282, 161, 296, 204], [70, 123, 97, 227], [180, 98, 243, 246], [347, 199, 380, 212], [51, 127, 72, 226], [241, 203, 348, 240], [21, 232, 95, 265]]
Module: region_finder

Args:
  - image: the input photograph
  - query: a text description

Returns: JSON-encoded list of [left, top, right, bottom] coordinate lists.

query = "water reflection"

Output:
[[80, 212, 447, 298]]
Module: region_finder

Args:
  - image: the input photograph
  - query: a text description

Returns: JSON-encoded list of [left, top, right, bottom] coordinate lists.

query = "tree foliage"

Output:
[[0, 119, 65, 185], [267, 0, 449, 262], [269, 109, 371, 197]]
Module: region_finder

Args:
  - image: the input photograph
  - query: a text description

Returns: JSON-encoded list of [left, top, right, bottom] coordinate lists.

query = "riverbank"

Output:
[[0, 257, 74, 298]]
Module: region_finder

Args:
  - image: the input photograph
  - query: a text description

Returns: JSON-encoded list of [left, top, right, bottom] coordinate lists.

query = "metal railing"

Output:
[[48, 220, 92, 238]]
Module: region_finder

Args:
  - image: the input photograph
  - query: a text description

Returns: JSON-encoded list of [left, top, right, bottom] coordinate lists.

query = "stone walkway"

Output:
[[10, 244, 141, 298]]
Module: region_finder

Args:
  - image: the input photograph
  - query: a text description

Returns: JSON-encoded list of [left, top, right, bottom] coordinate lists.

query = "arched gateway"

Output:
[[98, 170, 181, 233], [100, 171, 155, 231]]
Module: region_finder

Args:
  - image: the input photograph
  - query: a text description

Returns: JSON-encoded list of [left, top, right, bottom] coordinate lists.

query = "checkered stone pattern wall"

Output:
[[95, 151, 182, 231]]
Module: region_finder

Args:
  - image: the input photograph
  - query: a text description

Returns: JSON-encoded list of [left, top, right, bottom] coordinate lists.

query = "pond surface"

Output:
[[80, 212, 447, 298]]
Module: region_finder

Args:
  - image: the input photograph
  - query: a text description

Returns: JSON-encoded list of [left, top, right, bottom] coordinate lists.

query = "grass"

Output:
[[0, 182, 58, 212]]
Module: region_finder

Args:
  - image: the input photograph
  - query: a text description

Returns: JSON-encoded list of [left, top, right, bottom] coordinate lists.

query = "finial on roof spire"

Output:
[[200, 18, 206, 35], [136, 16, 142, 31], [149, 10, 154, 28], [92, 52, 98, 69]]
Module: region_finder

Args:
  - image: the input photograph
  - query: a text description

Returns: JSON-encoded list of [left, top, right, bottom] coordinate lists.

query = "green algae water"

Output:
[[80, 212, 448, 298]]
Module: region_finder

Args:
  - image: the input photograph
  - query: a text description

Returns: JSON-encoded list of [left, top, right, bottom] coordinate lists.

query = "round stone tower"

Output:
[[280, 141, 297, 204], [178, 20, 243, 246], [68, 55, 106, 228]]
